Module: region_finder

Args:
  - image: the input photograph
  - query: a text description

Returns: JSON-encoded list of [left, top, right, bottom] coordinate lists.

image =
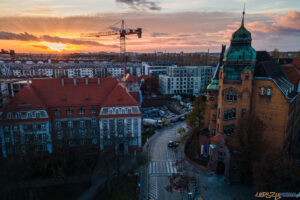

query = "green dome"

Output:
[[207, 79, 219, 90], [223, 45, 256, 62], [231, 24, 252, 44], [222, 11, 257, 80], [223, 12, 256, 63]]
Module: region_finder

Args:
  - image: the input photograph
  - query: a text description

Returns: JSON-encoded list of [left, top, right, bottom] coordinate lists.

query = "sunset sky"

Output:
[[0, 0, 299, 53]]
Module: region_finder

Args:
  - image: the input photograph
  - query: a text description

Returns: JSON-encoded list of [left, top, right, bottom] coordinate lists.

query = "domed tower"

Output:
[[223, 10, 256, 79], [215, 10, 255, 136]]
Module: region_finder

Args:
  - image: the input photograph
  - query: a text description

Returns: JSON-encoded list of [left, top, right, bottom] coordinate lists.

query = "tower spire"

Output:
[[241, 3, 245, 27]]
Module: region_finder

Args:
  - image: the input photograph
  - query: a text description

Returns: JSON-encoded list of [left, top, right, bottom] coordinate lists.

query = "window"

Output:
[[223, 124, 235, 136], [224, 111, 228, 120], [91, 118, 97, 127], [54, 108, 61, 116], [68, 121, 73, 128], [232, 108, 236, 118], [212, 129, 216, 136], [218, 108, 220, 119], [78, 107, 85, 115], [80, 121, 85, 128], [260, 87, 265, 95], [90, 107, 97, 114], [225, 90, 237, 102], [233, 92, 237, 102], [209, 95, 214, 101], [36, 112, 41, 118], [55, 121, 61, 129], [41, 123, 46, 130], [242, 109, 246, 118], [245, 73, 249, 80], [66, 107, 73, 115], [224, 108, 236, 121], [128, 108, 132, 114], [102, 108, 108, 115], [13, 126, 18, 132], [267, 88, 272, 96]]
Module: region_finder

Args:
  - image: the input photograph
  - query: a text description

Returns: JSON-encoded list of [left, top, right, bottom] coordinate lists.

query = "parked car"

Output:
[[168, 140, 179, 148]]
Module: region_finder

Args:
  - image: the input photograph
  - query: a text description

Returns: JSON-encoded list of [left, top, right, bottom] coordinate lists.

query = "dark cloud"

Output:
[[151, 32, 169, 37], [0, 31, 118, 48], [116, 0, 161, 11], [0, 31, 39, 41]]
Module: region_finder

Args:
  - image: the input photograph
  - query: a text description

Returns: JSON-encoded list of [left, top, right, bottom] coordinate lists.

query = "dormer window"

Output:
[[55, 108, 61, 116], [66, 107, 73, 115], [90, 107, 97, 114], [260, 87, 265, 95], [267, 88, 272, 96], [36, 112, 41, 118], [78, 107, 85, 115]]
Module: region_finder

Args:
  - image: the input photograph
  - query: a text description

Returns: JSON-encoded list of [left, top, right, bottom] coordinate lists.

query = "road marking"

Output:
[[166, 161, 171, 173], [149, 161, 180, 175], [149, 176, 158, 200]]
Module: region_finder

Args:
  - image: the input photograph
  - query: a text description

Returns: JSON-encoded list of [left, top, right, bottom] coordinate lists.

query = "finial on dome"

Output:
[[241, 3, 245, 27]]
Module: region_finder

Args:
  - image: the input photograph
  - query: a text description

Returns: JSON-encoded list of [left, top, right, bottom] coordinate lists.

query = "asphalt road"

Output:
[[148, 121, 186, 200], [146, 121, 254, 200]]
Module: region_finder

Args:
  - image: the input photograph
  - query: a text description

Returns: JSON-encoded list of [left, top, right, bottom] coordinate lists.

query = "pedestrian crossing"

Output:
[[148, 176, 158, 200], [149, 161, 178, 175]]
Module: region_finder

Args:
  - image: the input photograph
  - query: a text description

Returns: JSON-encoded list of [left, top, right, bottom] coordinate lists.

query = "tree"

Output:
[[177, 127, 186, 139], [294, 51, 300, 59], [270, 48, 283, 59], [186, 96, 205, 133], [253, 151, 300, 191], [235, 115, 265, 183]]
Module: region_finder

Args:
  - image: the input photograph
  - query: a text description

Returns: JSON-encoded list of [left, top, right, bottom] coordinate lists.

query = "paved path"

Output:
[[146, 121, 255, 200]]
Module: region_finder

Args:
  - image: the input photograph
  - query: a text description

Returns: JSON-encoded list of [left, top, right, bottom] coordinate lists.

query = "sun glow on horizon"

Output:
[[40, 42, 67, 52]]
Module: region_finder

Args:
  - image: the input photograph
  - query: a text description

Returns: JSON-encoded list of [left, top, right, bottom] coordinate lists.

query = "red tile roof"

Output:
[[101, 84, 138, 107], [129, 91, 140, 104], [2, 78, 139, 119], [281, 62, 300, 89]]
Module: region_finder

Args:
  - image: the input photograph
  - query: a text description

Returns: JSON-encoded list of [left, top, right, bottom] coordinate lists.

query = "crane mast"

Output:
[[81, 20, 142, 78]]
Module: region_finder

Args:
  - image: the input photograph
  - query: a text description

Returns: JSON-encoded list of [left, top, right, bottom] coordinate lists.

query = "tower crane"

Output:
[[81, 20, 142, 78]]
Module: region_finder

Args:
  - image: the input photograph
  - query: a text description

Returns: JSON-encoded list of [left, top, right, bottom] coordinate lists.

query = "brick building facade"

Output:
[[0, 77, 142, 157], [205, 13, 299, 180]]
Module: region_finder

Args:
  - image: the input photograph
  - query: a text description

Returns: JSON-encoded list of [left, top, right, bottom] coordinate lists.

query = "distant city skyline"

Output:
[[0, 0, 299, 53]]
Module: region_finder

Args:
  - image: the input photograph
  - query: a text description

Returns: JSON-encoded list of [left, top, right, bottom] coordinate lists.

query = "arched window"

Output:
[[260, 87, 265, 95], [267, 88, 272, 96]]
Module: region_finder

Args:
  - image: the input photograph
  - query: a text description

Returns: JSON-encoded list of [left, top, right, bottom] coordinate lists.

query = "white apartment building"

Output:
[[159, 66, 216, 96], [142, 61, 176, 76]]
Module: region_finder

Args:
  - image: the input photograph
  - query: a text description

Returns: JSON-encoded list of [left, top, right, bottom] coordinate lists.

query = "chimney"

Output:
[[61, 78, 64, 86], [85, 77, 88, 85], [73, 78, 76, 86], [97, 77, 100, 85]]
